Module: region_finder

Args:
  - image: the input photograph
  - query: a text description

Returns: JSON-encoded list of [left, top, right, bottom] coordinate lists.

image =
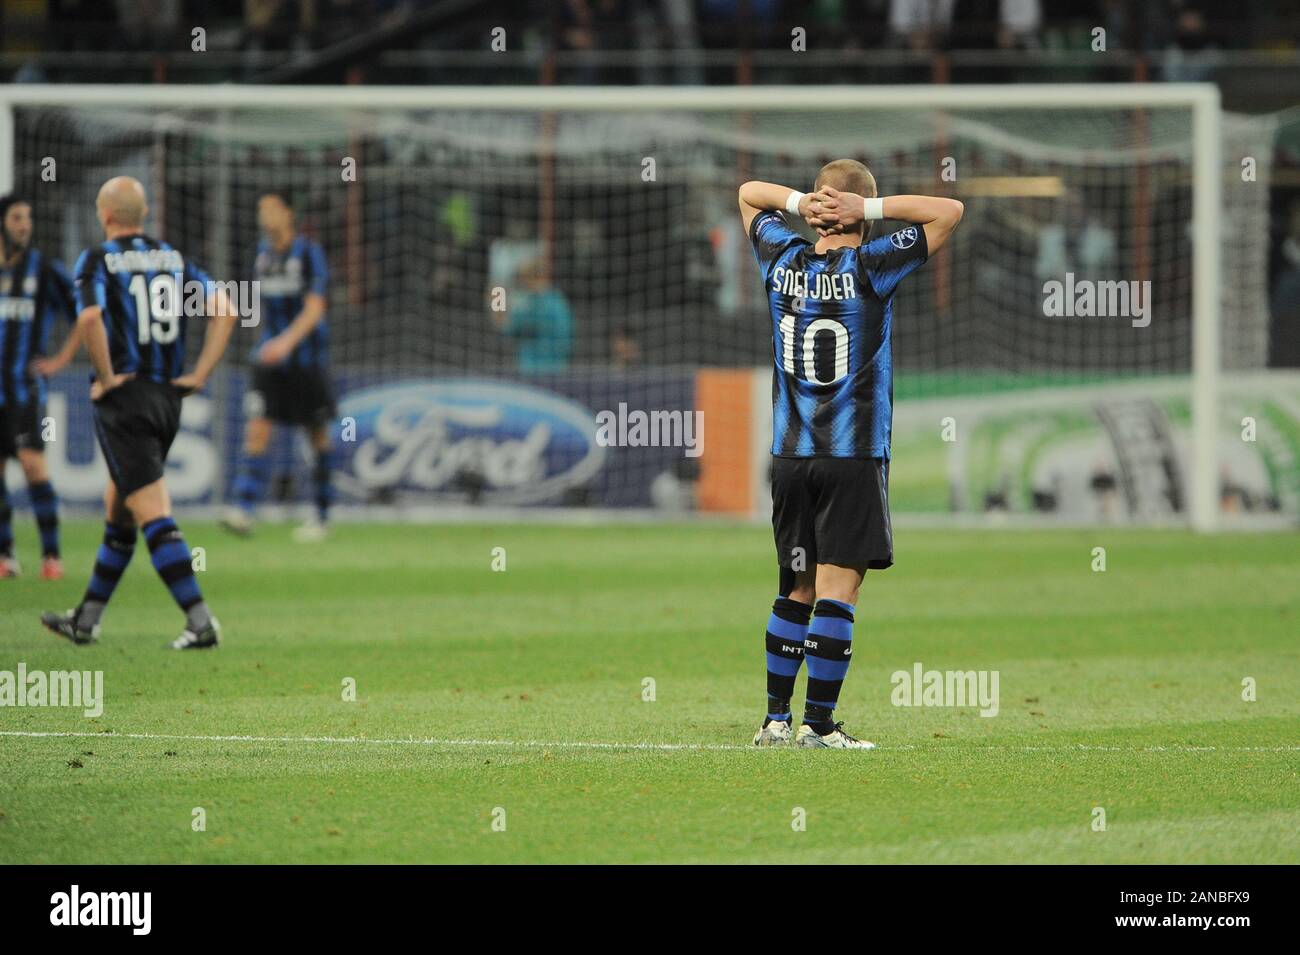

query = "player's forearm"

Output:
[[191, 306, 238, 383], [55, 323, 84, 364], [739, 181, 801, 213], [278, 295, 325, 349], [880, 195, 964, 227], [78, 309, 114, 383]]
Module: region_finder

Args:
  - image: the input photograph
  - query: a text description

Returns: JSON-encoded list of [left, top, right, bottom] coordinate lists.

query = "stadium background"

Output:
[[2, 2, 1299, 528], [1, 1, 1298, 870]]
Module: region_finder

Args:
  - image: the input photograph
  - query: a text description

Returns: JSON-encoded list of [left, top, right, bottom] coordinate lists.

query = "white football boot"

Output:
[[752, 717, 793, 747], [219, 506, 254, 536], [292, 519, 329, 543], [169, 617, 221, 650], [795, 722, 876, 750]]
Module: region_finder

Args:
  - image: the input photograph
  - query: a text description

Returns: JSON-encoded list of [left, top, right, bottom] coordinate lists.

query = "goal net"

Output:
[[1, 86, 1288, 528]]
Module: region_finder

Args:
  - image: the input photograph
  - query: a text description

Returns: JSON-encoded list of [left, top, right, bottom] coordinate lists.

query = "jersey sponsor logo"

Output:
[[256, 275, 306, 297], [335, 379, 607, 505], [0, 298, 36, 321], [890, 227, 919, 250], [257, 256, 305, 297]]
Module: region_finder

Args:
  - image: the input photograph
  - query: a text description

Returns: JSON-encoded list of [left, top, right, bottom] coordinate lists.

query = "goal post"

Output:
[[0, 84, 1241, 529]]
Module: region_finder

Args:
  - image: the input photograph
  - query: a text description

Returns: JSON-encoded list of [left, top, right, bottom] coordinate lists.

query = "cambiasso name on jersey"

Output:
[[770, 267, 857, 301], [103, 248, 185, 273]]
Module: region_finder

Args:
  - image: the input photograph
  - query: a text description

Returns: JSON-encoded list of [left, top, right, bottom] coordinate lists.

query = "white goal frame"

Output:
[[0, 84, 1224, 530]]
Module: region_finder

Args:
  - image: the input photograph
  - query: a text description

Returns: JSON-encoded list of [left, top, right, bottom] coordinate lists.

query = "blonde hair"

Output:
[[814, 159, 876, 198]]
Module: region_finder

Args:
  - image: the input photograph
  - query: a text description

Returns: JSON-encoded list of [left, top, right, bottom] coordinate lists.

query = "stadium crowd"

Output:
[[0, 1, 1287, 63]]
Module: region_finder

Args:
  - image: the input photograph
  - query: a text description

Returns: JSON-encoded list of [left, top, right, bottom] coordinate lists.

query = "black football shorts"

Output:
[[249, 364, 336, 428], [0, 393, 45, 457], [92, 378, 182, 497], [771, 455, 893, 571]]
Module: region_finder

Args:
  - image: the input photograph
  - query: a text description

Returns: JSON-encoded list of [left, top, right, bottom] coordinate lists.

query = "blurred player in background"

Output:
[[0, 194, 82, 580], [740, 160, 963, 749], [42, 176, 237, 649], [222, 192, 334, 542]]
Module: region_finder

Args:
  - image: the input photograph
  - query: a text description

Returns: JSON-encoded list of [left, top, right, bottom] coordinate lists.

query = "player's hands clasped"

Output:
[[801, 187, 866, 237], [90, 373, 134, 402]]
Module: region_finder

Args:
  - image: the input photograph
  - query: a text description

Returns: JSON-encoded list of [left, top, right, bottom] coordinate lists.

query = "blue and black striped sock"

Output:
[[313, 447, 335, 523], [142, 517, 211, 631], [803, 599, 855, 733], [78, 522, 137, 627], [231, 452, 270, 515], [0, 475, 12, 556], [764, 596, 813, 722], [28, 480, 60, 557]]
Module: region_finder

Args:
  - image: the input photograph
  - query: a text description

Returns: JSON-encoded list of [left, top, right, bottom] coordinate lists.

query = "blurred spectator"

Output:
[[699, 0, 781, 49], [1034, 190, 1117, 283], [245, 0, 317, 52], [48, 0, 121, 51], [114, 0, 182, 51], [610, 324, 642, 368], [889, 0, 955, 49], [997, 0, 1041, 50], [1270, 197, 1300, 367], [1162, 0, 1222, 82], [563, 0, 634, 83], [493, 260, 574, 373]]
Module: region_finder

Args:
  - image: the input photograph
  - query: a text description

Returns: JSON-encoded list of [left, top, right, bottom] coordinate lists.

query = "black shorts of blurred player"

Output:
[[244, 364, 335, 464], [0, 394, 45, 458], [92, 378, 183, 501], [249, 363, 336, 429], [770, 456, 893, 606], [225, 363, 337, 540]]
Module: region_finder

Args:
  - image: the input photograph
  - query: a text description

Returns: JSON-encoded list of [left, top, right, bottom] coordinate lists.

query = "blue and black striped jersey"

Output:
[[750, 210, 928, 460], [0, 248, 75, 407], [74, 234, 212, 385], [253, 235, 329, 368]]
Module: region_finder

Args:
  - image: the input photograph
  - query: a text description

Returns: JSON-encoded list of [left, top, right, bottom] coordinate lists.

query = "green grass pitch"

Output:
[[1, 519, 1297, 864]]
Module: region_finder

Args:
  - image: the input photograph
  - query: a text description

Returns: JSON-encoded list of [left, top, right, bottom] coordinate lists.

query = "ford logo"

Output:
[[334, 379, 606, 504]]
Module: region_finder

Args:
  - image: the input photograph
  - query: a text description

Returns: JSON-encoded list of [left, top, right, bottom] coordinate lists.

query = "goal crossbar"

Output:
[[0, 83, 1224, 530]]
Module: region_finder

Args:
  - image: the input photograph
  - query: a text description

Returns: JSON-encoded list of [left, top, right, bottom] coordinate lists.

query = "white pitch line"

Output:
[[0, 730, 1296, 753], [0, 729, 749, 752]]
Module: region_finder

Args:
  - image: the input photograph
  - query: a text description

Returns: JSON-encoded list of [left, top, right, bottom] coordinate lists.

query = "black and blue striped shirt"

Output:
[[74, 234, 212, 385], [750, 210, 928, 460], [0, 248, 75, 408], [254, 235, 329, 368]]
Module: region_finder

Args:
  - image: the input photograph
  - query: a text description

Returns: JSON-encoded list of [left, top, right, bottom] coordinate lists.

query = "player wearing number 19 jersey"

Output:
[[739, 160, 964, 749], [41, 176, 237, 650]]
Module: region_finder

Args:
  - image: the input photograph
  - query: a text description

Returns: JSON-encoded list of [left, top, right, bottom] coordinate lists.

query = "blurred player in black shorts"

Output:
[[41, 177, 237, 649], [0, 194, 81, 580], [222, 191, 335, 542]]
